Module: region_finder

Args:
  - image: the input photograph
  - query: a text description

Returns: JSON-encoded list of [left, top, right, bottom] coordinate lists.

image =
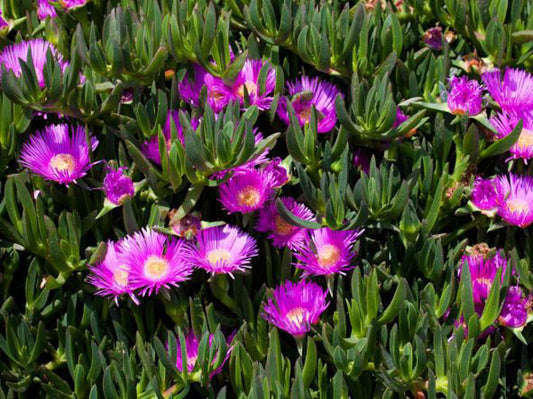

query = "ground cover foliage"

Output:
[[1, 0, 533, 397]]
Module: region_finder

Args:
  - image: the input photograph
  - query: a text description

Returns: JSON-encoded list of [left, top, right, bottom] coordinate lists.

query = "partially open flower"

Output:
[[103, 164, 134, 205], [471, 177, 501, 213], [446, 76, 483, 116], [498, 286, 528, 328], [37, 0, 87, 19]]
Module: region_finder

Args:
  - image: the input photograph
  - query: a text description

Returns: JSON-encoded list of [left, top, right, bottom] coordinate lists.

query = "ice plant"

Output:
[[498, 286, 528, 328], [187, 225, 258, 276], [103, 164, 134, 205], [423, 26, 443, 50], [482, 68, 533, 112], [446, 76, 483, 116], [256, 197, 315, 249], [0, 39, 68, 88], [120, 229, 193, 296], [230, 59, 276, 110], [218, 168, 277, 214], [353, 148, 370, 174], [459, 251, 507, 305], [277, 76, 341, 133], [19, 124, 98, 185], [495, 174, 533, 228], [87, 241, 138, 305], [179, 64, 209, 107], [490, 111, 533, 161], [0, 10, 7, 29], [293, 227, 363, 276], [37, 0, 88, 19], [263, 157, 289, 188], [262, 280, 329, 337], [471, 177, 500, 212], [204, 74, 233, 113]]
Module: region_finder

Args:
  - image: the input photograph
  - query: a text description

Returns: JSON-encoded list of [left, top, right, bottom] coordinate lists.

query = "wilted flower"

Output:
[[490, 111, 533, 161], [498, 286, 528, 328], [19, 124, 98, 185], [37, 0, 87, 19], [423, 27, 443, 50], [277, 76, 341, 133], [353, 148, 370, 174], [471, 177, 500, 212], [446, 76, 483, 116], [179, 64, 209, 107], [87, 241, 138, 305], [0, 39, 69, 88], [496, 174, 533, 228], [256, 197, 315, 249], [168, 212, 201, 239], [230, 59, 276, 110], [103, 164, 134, 205], [218, 168, 277, 214], [293, 227, 363, 276], [263, 157, 289, 187], [187, 225, 258, 276], [262, 280, 329, 337], [482, 68, 533, 112], [120, 229, 193, 296]]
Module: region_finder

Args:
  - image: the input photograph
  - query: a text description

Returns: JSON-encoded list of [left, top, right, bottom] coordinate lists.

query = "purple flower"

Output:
[[498, 286, 528, 328], [471, 177, 500, 211], [490, 111, 533, 161], [103, 164, 134, 205], [19, 124, 98, 185], [0, 10, 8, 29], [0, 39, 69, 88], [423, 27, 443, 50], [204, 74, 233, 113], [393, 108, 409, 128], [120, 229, 193, 296], [496, 174, 533, 228], [187, 225, 258, 276], [256, 197, 315, 249], [277, 76, 341, 133], [37, 0, 87, 19], [230, 59, 276, 110], [218, 168, 277, 214], [179, 64, 209, 107], [293, 227, 363, 276], [352, 148, 370, 174], [87, 241, 138, 305], [459, 251, 507, 304], [446, 76, 483, 116], [262, 280, 329, 337], [263, 157, 289, 188], [482, 68, 533, 112]]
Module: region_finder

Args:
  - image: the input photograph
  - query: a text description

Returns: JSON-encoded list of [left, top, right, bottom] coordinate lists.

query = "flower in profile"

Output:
[[293, 227, 363, 276], [37, 0, 87, 19], [482, 68, 533, 112], [496, 174, 533, 228], [459, 251, 507, 305], [498, 286, 528, 328], [19, 124, 98, 185], [0, 10, 8, 29], [423, 26, 443, 50], [230, 59, 276, 110], [393, 108, 408, 128], [187, 225, 258, 276], [490, 111, 533, 161], [446, 76, 483, 116], [0, 39, 69, 88], [103, 163, 134, 205], [87, 241, 138, 305], [218, 168, 277, 214], [263, 157, 289, 188], [174, 330, 233, 377], [471, 177, 500, 212], [262, 280, 329, 337], [179, 64, 209, 107], [256, 197, 315, 249], [277, 76, 341, 133], [120, 229, 193, 296]]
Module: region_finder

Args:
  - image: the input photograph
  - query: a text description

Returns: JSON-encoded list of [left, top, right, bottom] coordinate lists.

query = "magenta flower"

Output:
[[218, 168, 277, 214], [496, 174, 533, 228], [471, 177, 501, 211], [482, 68, 533, 112], [179, 64, 209, 107], [423, 27, 443, 50], [103, 164, 134, 205], [256, 197, 315, 249], [229, 59, 276, 110], [393, 108, 409, 128], [262, 280, 329, 337], [37, 0, 87, 19], [459, 251, 507, 305], [446, 76, 483, 116], [353, 148, 370, 174], [204, 74, 233, 113], [0, 39, 69, 88], [120, 229, 193, 296], [19, 124, 98, 185], [174, 330, 233, 377], [498, 286, 528, 328], [277, 76, 341, 133], [263, 157, 289, 188], [187, 225, 258, 276], [293, 227, 363, 276], [0, 10, 8, 29], [490, 111, 533, 161], [87, 241, 138, 305]]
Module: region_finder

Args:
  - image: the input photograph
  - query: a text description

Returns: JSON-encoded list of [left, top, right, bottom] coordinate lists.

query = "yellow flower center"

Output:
[[237, 186, 261, 208], [207, 249, 232, 265], [516, 129, 533, 151], [50, 153, 76, 173], [286, 307, 308, 325], [298, 107, 312, 124], [317, 244, 341, 268], [113, 268, 129, 287], [143, 255, 169, 280], [274, 215, 294, 236], [209, 89, 226, 105], [507, 198, 529, 214], [237, 82, 258, 98]]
